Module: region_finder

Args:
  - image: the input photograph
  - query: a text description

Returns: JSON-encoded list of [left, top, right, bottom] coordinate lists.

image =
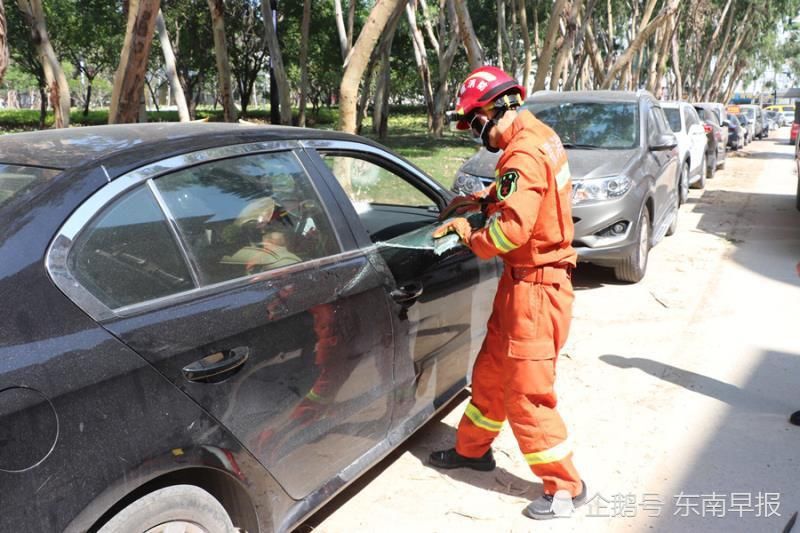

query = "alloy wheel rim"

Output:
[[145, 522, 209, 533]]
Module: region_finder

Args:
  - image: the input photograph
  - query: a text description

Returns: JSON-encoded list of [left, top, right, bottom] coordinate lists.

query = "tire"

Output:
[[679, 162, 690, 205], [97, 485, 236, 533], [614, 208, 650, 283], [666, 184, 679, 237], [691, 154, 707, 190], [707, 151, 716, 179]]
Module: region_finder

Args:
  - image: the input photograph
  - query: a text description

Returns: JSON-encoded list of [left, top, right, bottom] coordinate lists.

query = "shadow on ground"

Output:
[[600, 350, 800, 532]]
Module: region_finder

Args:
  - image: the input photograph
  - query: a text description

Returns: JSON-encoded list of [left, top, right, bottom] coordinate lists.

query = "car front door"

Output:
[[647, 105, 679, 233], [684, 106, 707, 174], [56, 145, 396, 501], [304, 141, 498, 433]]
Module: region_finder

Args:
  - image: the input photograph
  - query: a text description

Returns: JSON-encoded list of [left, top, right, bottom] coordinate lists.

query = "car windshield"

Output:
[[524, 101, 638, 149], [662, 108, 682, 132], [0, 164, 61, 209], [727, 114, 740, 126], [742, 108, 755, 119]]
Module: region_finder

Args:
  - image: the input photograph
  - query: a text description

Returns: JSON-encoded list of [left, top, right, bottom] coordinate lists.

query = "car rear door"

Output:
[[302, 140, 498, 432], [50, 143, 396, 500]]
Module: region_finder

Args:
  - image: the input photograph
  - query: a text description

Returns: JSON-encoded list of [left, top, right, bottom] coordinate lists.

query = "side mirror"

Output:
[[650, 133, 678, 151], [722, 119, 730, 127]]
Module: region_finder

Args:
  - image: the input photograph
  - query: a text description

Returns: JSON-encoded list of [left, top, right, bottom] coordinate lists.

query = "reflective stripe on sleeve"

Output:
[[488, 220, 519, 254], [464, 402, 504, 432], [524, 439, 572, 465], [555, 163, 571, 190]]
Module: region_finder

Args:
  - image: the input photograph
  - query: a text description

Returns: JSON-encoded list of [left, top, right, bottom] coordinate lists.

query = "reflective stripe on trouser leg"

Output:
[[504, 357, 583, 497], [455, 323, 507, 458]]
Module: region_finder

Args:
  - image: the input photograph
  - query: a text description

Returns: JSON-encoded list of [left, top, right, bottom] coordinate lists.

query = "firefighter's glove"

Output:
[[439, 196, 481, 221], [433, 217, 472, 244]]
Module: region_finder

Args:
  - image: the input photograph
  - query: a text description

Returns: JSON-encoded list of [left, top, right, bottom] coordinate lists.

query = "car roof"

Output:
[[525, 90, 648, 104], [0, 123, 365, 171]]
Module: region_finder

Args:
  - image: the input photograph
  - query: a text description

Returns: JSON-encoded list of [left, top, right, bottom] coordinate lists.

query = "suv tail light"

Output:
[[703, 124, 713, 135]]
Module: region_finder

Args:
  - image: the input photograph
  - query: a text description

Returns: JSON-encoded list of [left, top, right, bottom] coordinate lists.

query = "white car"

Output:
[[661, 101, 709, 203]]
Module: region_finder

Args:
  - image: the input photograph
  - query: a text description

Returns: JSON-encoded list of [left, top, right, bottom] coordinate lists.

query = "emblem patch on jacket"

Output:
[[497, 169, 519, 200]]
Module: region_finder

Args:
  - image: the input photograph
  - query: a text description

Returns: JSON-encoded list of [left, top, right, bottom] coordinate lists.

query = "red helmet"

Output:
[[454, 66, 526, 130]]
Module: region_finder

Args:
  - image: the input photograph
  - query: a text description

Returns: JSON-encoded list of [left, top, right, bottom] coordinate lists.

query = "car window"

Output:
[[663, 108, 681, 132], [68, 185, 195, 309], [320, 153, 439, 243], [525, 101, 638, 149], [153, 152, 340, 284], [648, 107, 670, 143], [0, 164, 60, 208]]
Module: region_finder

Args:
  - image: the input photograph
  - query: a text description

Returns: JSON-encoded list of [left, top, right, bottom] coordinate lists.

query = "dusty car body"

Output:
[[453, 90, 679, 283], [0, 123, 499, 532]]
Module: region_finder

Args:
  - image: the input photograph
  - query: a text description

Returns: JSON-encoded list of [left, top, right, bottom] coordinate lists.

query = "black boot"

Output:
[[791, 411, 800, 426], [428, 448, 496, 472], [523, 481, 588, 520]]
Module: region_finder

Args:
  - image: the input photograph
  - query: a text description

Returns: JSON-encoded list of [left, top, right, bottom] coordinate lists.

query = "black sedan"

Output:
[[0, 124, 499, 532]]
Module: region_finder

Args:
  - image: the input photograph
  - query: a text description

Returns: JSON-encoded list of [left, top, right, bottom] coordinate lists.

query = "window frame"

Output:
[[300, 140, 450, 249], [47, 141, 355, 322]]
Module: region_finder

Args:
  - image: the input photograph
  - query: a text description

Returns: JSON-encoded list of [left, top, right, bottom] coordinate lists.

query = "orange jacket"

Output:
[[468, 110, 576, 268]]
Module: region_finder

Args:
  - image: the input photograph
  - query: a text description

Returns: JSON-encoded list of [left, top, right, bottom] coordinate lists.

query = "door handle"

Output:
[[390, 282, 424, 304], [182, 347, 249, 383]]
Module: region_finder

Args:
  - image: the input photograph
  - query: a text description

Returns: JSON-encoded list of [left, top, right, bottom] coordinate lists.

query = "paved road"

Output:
[[299, 129, 800, 533]]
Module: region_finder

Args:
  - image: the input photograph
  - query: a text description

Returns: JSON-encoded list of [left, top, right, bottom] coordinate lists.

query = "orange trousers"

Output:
[[455, 267, 583, 496]]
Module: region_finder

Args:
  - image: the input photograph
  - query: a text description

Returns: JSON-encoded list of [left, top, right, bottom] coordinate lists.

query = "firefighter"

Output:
[[428, 65, 587, 520]]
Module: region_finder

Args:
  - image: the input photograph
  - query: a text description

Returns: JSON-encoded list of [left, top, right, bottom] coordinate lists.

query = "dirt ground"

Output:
[[297, 129, 800, 533]]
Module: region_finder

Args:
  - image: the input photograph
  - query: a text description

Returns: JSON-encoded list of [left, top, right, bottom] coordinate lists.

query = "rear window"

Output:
[[0, 164, 60, 207], [663, 108, 682, 132], [525, 101, 639, 149]]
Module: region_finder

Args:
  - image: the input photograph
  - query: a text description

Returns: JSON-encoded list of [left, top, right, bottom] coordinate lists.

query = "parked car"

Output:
[[0, 123, 501, 532], [693, 103, 727, 172], [729, 106, 755, 144], [765, 110, 781, 130], [726, 113, 745, 150], [791, 105, 800, 146], [695, 101, 727, 126], [662, 101, 710, 201], [453, 90, 679, 283], [782, 110, 794, 127], [795, 122, 800, 211], [738, 104, 768, 139], [765, 104, 795, 114]]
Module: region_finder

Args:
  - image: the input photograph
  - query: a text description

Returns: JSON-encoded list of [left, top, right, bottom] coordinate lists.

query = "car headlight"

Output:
[[452, 170, 490, 195], [572, 175, 632, 205]]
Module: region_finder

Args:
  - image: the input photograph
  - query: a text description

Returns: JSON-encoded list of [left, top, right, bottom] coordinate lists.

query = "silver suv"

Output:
[[453, 90, 679, 282]]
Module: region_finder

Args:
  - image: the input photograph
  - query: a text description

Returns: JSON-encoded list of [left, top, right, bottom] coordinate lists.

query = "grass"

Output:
[[0, 105, 477, 189]]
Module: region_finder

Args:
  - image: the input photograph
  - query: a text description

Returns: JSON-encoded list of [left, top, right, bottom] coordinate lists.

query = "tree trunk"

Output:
[[207, 0, 237, 122], [702, 7, 753, 102], [156, 9, 189, 122], [298, 0, 311, 126], [0, 0, 8, 83], [496, 0, 505, 70], [533, 0, 567, 91], [584, 24, 605, 88], [697, 2, 736, 100], [694, 0, 732, 99], [453, 0, 483, 69], [600, 7, 671, 89], [334, 0, 350, 62], [565, 0, 597, 90], [83, 80, 93, 117], [338, 0, 403, 133], [261, 0, 292, 125], [355, 49, 378, 134], [431, 0, 460, 137], [17, 0, 71, 127], [406, 1, 435, 130], [671, 27, 682, 100], [38, 84, 46, 128], [373, 6, 403, 139], [109, 0, 159, 124], [518, 0, 532, 93], [550, 0, 579, 90]]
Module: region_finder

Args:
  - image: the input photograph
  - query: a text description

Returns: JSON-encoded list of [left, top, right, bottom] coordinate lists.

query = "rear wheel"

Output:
[[679, 162, 690, 204], [98, 485, 236, 533], [614, 208, 650, 283]]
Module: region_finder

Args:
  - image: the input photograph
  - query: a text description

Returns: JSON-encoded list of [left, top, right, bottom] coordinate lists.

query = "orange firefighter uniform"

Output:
[[448, 109, 582, 497]]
